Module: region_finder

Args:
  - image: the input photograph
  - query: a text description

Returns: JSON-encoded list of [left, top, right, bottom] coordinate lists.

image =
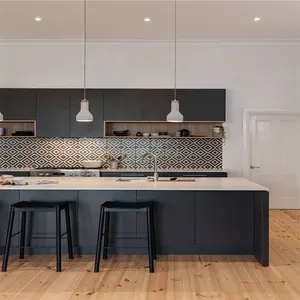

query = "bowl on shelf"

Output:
[[81, 160, 104, 169], [159, 132, 168, 136], [113, 130, 129, 136], [12, 131, 34, 136], [151, 133, 159, 137], [143, 132, 150, 137]]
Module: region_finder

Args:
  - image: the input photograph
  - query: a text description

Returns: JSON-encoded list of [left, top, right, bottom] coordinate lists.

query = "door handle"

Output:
[[250, 165, 260, 169]]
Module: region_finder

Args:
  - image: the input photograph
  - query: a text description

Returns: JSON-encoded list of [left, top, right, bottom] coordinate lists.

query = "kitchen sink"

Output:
[[116, 178, 196, 183], [117, 178, 150, 182]]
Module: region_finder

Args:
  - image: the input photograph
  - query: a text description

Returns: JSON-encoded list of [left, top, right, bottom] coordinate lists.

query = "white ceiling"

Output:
[[0, 1, 300, 40]]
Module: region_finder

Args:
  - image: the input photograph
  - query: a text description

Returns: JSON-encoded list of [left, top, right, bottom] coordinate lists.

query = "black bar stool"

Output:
[[94, 201, 156, 273], [1, 201, 73, 272]]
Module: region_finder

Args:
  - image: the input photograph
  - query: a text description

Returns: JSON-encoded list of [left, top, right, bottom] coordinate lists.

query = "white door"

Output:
[[249, 113, 300, 209]]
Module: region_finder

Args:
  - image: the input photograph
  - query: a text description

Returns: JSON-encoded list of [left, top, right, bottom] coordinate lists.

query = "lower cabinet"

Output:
[[137, 191, 195, 254], [77, 191, 136, 254], [19, 191, 78, 255], [0, 191, 20, 255], [195, 191, 254, 254]]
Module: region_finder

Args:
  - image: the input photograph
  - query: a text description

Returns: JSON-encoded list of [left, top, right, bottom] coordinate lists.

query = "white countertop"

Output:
[[0, 177, 268, 191]]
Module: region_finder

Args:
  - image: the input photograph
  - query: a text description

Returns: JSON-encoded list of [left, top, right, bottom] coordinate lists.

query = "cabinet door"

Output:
[[178, 89, 226, 121], [70, 90, 104, 137], [36, 89, 70, 137], [19, 191, 78, 255], [77, 191, 136, 254], [0, 191, 20, 255], [0, 89, 37, 120], [103, 90, 144, 121], [195, 191, 253, 254], [137, 191, 195, 254], [142, 89, 173, 121]]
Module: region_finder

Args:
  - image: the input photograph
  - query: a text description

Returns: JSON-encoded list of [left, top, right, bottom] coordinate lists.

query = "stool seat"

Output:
[[13, 201, 69, 210], [102, 201, 153, 210]]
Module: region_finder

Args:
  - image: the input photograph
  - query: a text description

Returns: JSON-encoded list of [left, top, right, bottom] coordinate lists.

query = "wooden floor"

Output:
[[0, 210, 300, 300]]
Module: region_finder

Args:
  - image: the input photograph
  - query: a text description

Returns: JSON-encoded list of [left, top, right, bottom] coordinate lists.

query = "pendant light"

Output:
[[76, 0, 93, 122], [167, 0, 183, 123]]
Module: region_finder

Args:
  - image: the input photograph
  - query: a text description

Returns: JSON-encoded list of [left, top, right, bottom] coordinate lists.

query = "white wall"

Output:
[[1, 40, 300, 176]]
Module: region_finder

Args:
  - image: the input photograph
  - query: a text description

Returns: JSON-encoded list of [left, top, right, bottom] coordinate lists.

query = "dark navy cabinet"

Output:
[[137, 191, 195, 254], [77, 190, 136, 254], [37, 89, 70, 137], [195, 191, 254, 254], [103, 90, 144, 121], [178, 89, 226, 121], [0, 89, 37, 120], [70, 90, 104, 137]]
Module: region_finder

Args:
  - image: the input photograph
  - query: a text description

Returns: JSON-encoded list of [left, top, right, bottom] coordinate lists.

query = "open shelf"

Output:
[[104, 121, 224, 139], [0, 120, 36, 138]]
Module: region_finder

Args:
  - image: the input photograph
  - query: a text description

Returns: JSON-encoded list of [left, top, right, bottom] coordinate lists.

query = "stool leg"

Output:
[[19, 211, 27, 259], [65, 204, 74, 259], [150, 205, 157, 260], [103, 212, 110, 260], [2, 206, 15, 272], [94, 205, 105, 272], [56, 207, 62, 272], [146, 207, 154, 273]]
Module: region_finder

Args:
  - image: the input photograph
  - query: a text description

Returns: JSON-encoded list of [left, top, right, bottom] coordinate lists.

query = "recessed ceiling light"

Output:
[[144, 17, 151, 22], [35, 17, 42, 22], [254, 17, 261, 22]]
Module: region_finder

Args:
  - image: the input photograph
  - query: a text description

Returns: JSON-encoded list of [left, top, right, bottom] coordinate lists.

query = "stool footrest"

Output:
[[11, 231, 22, 238]]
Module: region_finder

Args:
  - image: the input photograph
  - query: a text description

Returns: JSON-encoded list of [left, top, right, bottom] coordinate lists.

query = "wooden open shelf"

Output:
[[0, 120, 36, 138], [104, 121, 224, 139]]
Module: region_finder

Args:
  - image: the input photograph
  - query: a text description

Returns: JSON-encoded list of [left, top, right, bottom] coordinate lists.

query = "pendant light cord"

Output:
[[83, 0, 87, 100], [174, 0, 177, 100]]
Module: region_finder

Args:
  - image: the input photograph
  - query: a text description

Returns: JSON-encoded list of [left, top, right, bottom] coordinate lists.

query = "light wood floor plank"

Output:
[[1, 210, 300, 299]]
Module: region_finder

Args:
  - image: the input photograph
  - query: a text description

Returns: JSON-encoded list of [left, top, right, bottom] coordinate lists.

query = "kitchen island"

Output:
[[0, 177, 269, 266]]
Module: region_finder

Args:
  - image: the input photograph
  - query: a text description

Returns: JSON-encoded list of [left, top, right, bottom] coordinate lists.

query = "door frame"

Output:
[[242, 109, 300, 178]]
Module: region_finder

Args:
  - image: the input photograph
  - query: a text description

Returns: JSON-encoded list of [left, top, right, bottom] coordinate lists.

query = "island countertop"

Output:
[[0, 177, 268, 191]]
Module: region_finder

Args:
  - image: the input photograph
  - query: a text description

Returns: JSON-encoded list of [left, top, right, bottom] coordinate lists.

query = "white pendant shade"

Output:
[[76, 99, 93, 122], [167, 99, 183, 123], [0, 111, 3, 121]]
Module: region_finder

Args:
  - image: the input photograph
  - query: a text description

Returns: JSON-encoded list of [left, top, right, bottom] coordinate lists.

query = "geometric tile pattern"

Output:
[[0, 137, 223, 170]]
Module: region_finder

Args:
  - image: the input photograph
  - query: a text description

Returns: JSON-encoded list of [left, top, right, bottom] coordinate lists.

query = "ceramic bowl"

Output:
[[151, 133, 159, 137]]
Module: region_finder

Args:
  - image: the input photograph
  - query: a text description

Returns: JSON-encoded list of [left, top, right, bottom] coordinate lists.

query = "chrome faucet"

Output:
[[142, 152, 159, 181]]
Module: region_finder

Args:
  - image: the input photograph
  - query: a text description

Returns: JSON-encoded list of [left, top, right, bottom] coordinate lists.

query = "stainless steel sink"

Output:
[[116, 178, 196, 183], [117, 178, 150, 182], [158, 178, 196, 182]]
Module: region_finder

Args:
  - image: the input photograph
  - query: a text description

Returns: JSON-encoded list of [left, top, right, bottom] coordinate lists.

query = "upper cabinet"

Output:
[[178, 89, 226, 122], [70, 90, 104, 138], [0, 89, 37, 120], [103, 90, 144, 121], [140, 89, 173, 121], [103, 89, 226, 122], [104, 89, 172, 121], [36, 89, 70, 137]]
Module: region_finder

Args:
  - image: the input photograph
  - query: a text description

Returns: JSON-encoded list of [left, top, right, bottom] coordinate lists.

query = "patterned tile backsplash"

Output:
[[0, 138, 223, 170]]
